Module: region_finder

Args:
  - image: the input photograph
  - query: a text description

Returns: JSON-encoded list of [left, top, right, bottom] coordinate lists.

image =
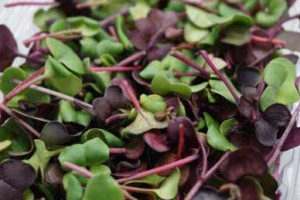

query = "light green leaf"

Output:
[[207, 125, 237, 151], [83, 174, 124, 200], [154, 169, 180, 200], [140, 94, 167, 113], [191, 82, 208, 93], [125, 174, 166, 187], [220, 118, 238, 135], [221, 25, 251, 46], [34, 7, 65, 31], [130, 1, 151, 20], [0, 140, 11, 152], [63, 173, 83, 200], [122, 109, 169, 135], [184, 23, 209, 43], [186, 5, 217, 28], [67, 17, 101, 37]]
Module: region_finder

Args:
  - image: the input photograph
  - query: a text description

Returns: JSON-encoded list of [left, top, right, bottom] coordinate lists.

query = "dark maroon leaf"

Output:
[[0, 180, 22, 200], [147, 44, 172, 62], [125, 137, 145, 159], [45, 163, 64, 185], [263, 104, 291, 128], [255, 118, 278, 146], [0, 159, 36, 190], [282, 127, 300, 151], [167, 116, 200, 149], [238, 97, 255, 118], [191, 186, 227, 200], [93, 98, 112, 121], [219, 148, 268, 182], [239, 177, 266, 200], [143, 132, 170, 152], [240, 85, 259, 103], [237, 68, 261, 90], [155, 153, 177, 176], [0, 25, 17, 72], [55, 0, 90, 16]]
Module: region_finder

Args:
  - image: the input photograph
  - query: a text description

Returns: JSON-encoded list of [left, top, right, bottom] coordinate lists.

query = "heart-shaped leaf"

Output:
[[40, 121, 71, 147], [122, 109, 169, 135], [82, 174, 124, 200], [34, 7, 65, 31], [260, 57, 299, 110], [151, 74, 192, 98], [0, 67, 26, 95], [66, 17, 101, 37], [0, 25, 17, 72], [46, 38, 86, 75]]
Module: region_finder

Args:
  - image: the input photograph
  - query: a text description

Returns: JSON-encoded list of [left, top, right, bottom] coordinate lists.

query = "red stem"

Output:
[[121, 80, 142, 113], [170, 51, 210, 79], [2, 67, 45, 105], [5, 1, 59, 7], [76, 1, 102, 9], [199, 141, 207, 178], [105, 113, 128, 124], [109, 148, 127, 154], [172, 43, 196, 51], [108, 26, 119, 42], [115, 51, 146, 67], [63, 162, 93, 178], [199, 50, 240, 104], [251, 35, 286, 46], [267, 102, 300, 166], [15, 52, 45, 64], [177, 123, 185, 159], [117, 154, 199, 183], [184, 151, 231, 200], [89, 66, 142, 72]]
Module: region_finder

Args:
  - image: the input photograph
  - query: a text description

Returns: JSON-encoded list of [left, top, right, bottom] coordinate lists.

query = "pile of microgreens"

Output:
[[1, 0, 300, 200]]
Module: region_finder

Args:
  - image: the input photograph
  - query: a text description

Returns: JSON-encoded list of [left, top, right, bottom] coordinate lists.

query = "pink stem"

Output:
[[267, 102, 300, 166], [108, 26, 119, 42], [63, 162, 94, 178], [2, 67, 45, 105], [99, 6, 130, 27], [76, 1, 102, 9], [5, 1, 59, 8], [121, 80, 142, 113], [117, 154, 199, 183], [105, 113, 128, 124], [251, 35, 286, 46], [115, 51, 146, 67], [15, 52, 45, 64], [249, 46, 280, 67], [89, 66, 142, 72], [184, 151, 231, 200], [122, 189, 138, 200], [199, 141, 207, 178], [177, 123, 185, 159], [199, 50, 240, 104], [170, 51, 210, 79], [0, 103, 40, 137], [109, 148, 127, 154]]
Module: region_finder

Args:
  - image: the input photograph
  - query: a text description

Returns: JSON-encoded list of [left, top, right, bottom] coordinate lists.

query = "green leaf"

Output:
[[67, 17, 101, 37], [23, 189, 34, 200], [59, 100, 92, 126], [83, 174, 124, 200], [0, 140, 11, 152], [140, 94, 167, 114], [220, 118, 238, 135], [116, 15, 133, 51], [63, 173, 83, 200], [130, 1, 151, 20], [0, 67, 26, 95], [221, 25, 251, 46], [125, 174, 166, 187], [59, 138, 109, 167], [97, 39, 124, 57], [34, 7, 65, 31], [200, 26, 221, 46], [140, 60, 169, 80], [80, 37, 98, 59], [191, 82, 208, 93], [209, 78, 241, 104], [122, 109, 169, 135], [255, 0, 287, 28], [46, 38, 86, 75], [203, 112, 220, 130], [184, 22, 209, 43], [151, 74, 192, 98], [40, 121, 70, 147], [81, 128, 125, 147], [260, 58, 299, 110], [24, 140, 63, 180], [186, 5, 218, 28], [0, 118, 31, 154], [154, 169, 180, 200], [44, 56, 82, 96], [207, 124, 237, 151]]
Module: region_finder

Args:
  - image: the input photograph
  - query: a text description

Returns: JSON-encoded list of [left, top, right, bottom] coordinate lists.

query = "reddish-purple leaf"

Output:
[[143, 132, 170, 152], [0, 25, 17, 72]]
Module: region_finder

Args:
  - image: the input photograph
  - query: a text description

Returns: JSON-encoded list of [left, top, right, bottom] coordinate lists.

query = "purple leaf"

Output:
[[219, 148, 268, 182], [143, 132, 170, 152], [0, 25, 17, 72], [282, 127, 300, 151], [255, 118, 278, 146]]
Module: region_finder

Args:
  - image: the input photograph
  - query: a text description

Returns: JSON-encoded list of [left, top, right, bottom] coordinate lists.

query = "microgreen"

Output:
[[1, 0, 300, 199]]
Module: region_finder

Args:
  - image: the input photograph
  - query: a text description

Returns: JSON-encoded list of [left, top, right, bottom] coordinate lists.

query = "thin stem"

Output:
[[249, 46, 280, 67], [122, 189, 138, 200], [63, 162, 94, 178], [251, 35, 286, 46], [267, 102, 300, 166], [15, 52, 45, 64], [184, 151, 231, 200], [117, 154, 199, 183], [108, 26, 119, 42], [109, 148, 127, 154], [115, 51, 146, 67], [11, 79, 94, 113], [105, 113, 128, 124], [177, 123, 185, 159], [2, 67, 45, 105], [5, 1, 59, 7], [100, 6, 130, 27], [199, 50, 240, 104], [172, 43, 196, 51], [199, 141, 207, 178], [89, 66, 142, 72], [174, 71, 200, 78], [0, 103, 40, 138], [170, 51, 210, 79], [23, 30, 81, 46], [121, 80, 142, 113], [121, 186, 153, 194]]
